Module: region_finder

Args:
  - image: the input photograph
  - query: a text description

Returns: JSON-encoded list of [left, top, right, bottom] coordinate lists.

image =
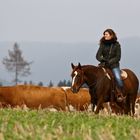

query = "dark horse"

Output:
[[71, 63, 139, 115]]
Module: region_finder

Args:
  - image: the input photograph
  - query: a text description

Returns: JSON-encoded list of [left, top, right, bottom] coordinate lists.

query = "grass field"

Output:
[[0, 108, 140, 140]]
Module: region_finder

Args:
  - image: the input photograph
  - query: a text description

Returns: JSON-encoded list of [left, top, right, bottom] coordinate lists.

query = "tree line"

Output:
[[21, 79, 72, 87]]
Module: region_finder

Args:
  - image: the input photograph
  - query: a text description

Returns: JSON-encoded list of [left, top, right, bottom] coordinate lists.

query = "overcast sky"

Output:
[[0, 0, 140, 42], [0, 0, 140, 85]]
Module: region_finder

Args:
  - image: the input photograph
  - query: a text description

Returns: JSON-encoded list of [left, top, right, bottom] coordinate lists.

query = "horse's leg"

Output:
[[123, 93, 136, 116], [130, 93, 137, 116], [95, 97, 104, 114], [90, 104, 95, 112], [132, 101, 136, 116], [125, 97, 135, 116], [124, 95, 130, 115], [91, 96, 97, 112], [89, 88, 97, 112], [110, 102, 123, 114]]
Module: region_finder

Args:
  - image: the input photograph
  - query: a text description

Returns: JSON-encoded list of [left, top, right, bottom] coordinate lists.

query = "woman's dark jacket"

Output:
[[96, 41, 121, 69]]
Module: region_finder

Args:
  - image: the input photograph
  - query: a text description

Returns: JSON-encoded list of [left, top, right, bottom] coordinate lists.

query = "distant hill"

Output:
[[0, 37, 140, 85], [120, 37, 140, 79]]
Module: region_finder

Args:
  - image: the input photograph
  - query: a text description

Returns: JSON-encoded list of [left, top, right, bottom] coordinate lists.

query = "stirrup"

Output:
[[117, 95, 123, 102], [116, 87, 125, 102]]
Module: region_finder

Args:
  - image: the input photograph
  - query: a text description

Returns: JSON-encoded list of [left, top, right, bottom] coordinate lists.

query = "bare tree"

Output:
[[2, 42, 33, 85]]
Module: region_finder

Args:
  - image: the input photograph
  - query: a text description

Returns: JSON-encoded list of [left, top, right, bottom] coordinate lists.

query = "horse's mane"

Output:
[[80, 65, 98, 70], [80, 65, 99, 73]]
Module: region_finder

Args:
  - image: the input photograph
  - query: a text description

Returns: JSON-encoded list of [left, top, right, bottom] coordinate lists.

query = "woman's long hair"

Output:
[[100, 29, 118, 45]]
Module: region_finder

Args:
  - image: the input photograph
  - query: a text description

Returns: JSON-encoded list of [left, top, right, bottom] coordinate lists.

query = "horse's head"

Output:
[[71, 63, 85, 93]]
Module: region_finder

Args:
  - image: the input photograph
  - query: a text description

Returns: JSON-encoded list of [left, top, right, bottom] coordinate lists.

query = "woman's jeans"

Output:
[[112, 67, 123, 88]]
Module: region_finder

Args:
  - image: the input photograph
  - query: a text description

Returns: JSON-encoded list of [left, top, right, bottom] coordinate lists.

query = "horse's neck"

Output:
[[84, 66, 103, 85], [84, 66, 110, 92], [84, 65, 102, 77]]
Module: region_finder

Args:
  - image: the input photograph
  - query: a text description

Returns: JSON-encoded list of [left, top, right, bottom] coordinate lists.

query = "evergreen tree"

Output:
[[0, 82, 3, 86], [29, 80, 33, 85], [57, 79, 71, 87], [57, 80, 63, 87], [66, 80, 71, 86], [48, 80, 53, 87], [24, 81, 28, 85], [38, 81, 43, 86], [2, 42, 33, 85], [63, 79, 67, 86]]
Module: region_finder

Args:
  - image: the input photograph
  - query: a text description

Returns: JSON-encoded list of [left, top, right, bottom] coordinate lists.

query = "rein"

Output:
[[88, 81, 96, 88]]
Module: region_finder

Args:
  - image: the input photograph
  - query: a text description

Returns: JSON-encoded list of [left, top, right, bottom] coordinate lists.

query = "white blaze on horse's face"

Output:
[[72, 71, 78, 87]]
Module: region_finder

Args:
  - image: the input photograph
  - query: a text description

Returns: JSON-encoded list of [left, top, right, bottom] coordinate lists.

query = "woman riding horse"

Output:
[[96, 29, 124, 102]]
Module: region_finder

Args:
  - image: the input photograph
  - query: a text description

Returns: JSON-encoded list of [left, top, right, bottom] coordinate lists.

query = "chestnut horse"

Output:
[[71, 63, 139, 115]]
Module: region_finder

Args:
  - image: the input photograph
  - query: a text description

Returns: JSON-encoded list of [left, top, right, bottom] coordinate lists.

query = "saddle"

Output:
[[121, 70, 127, 80], [102, 67, 128, 80]]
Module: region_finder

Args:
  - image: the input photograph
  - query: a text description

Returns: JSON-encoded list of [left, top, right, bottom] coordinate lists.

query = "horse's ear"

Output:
[[78, 62, 82, 69], [71, 63, 75, 69]]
